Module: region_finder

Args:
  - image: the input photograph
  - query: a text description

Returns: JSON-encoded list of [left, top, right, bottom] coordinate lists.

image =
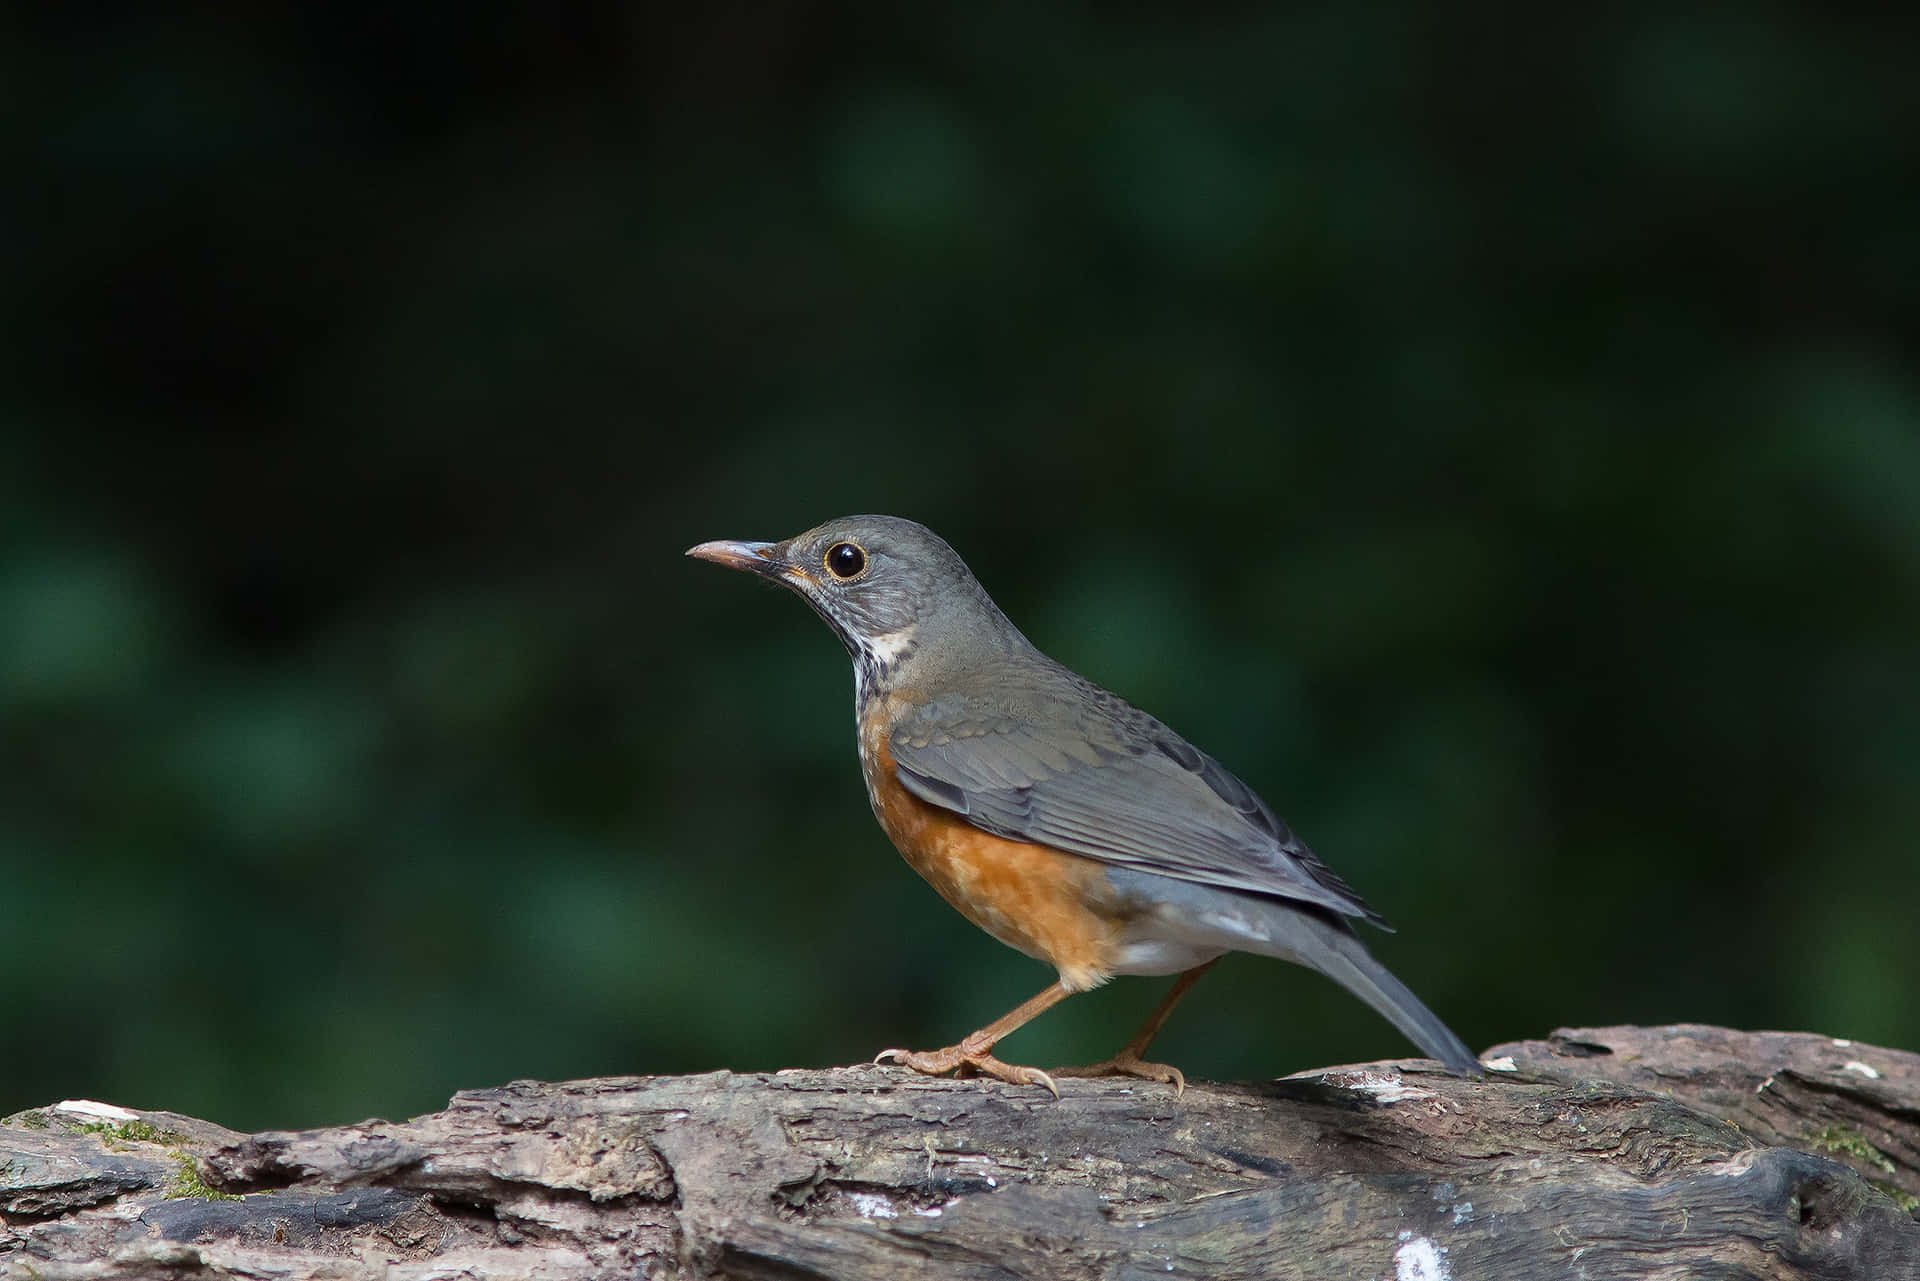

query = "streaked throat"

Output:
[[854, 626, 920, 701]]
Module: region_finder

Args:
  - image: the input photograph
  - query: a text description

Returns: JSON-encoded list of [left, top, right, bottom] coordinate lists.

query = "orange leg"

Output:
[[1053, 959, 1219, 1095], [876, 981, 1077, 1096]]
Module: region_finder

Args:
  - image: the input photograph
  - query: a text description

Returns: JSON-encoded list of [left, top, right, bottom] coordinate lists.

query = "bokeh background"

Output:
[[6, 5, 1917, 1132]]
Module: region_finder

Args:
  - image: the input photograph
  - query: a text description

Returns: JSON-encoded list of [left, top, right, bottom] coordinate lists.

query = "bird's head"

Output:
[[687, 514, 1022, 689]]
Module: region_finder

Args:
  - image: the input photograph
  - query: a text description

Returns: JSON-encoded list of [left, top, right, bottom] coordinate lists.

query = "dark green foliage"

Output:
[[2, 3, 1915, 1130]]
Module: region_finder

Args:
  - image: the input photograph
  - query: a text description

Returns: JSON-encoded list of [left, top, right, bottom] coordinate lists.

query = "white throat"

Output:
[[866, 627, 918, 667], [852, 625, 920, 706]]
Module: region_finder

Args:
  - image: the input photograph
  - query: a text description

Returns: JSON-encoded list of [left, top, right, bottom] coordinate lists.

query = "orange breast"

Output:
[[858, 701, 1124, 992]]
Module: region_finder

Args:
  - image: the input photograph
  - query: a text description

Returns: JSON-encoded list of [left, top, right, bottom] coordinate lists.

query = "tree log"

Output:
[[4, 1025, 1917, 1279]]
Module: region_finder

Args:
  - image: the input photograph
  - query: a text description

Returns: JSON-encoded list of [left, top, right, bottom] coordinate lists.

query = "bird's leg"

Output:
[[875, 981, 1076, 1096], [1053, 959, 1220, 1095]]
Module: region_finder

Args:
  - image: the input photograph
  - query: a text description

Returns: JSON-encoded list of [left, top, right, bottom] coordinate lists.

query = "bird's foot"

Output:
[[1052, 1053, 1188, 1095], [874, 1044, 1059, 1097]]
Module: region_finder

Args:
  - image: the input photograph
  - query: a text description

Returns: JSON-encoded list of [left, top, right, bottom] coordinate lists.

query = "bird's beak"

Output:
[[686, 539, 783, 577]]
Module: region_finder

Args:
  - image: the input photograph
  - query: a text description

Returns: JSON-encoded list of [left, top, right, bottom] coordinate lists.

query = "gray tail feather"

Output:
[[1252, 905, 1481, 1076]]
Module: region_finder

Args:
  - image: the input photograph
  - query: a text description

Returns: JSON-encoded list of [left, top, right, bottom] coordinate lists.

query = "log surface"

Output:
[[4, 1025, 1917, 1279]]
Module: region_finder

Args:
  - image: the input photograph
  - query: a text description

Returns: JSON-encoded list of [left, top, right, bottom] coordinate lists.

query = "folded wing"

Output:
[[887, 687, 1387, 926]]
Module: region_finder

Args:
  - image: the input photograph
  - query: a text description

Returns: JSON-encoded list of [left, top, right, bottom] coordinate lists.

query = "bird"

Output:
[[687, 515, 1479, 1094]]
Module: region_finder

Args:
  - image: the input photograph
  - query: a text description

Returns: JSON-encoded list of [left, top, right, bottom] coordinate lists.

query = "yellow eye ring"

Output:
[[823, 541, 868, 580]]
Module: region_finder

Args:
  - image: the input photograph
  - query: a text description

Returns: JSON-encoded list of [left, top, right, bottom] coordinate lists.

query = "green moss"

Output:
[[18, 1112, 49, 1130], [166, 1154, 241, 1202], [48, 1117, 234, 1199], [1871, 1179, 1920, 1215], [68, 1118, 182, 1150], [1807, 1125, 1898, 1176]]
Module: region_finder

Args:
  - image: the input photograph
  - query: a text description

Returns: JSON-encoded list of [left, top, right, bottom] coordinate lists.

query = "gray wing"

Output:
[[887, 686, 1386, 925]]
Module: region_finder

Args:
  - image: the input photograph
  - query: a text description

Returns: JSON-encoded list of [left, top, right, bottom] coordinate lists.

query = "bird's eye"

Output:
[[824, 541, 867, 580]]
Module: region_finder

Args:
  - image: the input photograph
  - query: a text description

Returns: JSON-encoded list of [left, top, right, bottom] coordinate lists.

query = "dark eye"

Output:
[[824, 541, 867, 580]]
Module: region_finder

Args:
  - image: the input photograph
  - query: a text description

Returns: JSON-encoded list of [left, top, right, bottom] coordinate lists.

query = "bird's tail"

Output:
[[1246, 902, 1481, 1076]]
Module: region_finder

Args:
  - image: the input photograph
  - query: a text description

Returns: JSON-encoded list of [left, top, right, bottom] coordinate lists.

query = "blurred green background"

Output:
[[5, 5, 1917, 1132]]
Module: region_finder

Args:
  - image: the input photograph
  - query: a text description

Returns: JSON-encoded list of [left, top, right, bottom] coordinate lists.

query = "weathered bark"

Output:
[[4, 1025, 1917, 1279]]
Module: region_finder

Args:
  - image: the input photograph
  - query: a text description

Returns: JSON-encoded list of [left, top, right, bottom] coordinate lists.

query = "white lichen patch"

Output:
[[1843, 1060, 1882, 1080], [1482, 1056, 1517, 1072], [846, 1191, 898, 1219], [1705, 1150, 1760, 1177], [55, 1100, 141, 1122], [1395, 1232, 1450, 1280]]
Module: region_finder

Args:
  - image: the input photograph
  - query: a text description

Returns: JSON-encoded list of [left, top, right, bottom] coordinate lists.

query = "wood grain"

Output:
[[4, 1025, 1916, 1279]]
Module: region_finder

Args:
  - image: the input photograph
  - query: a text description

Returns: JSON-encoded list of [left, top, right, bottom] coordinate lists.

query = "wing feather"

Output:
[[888, 692, 1385, 925]]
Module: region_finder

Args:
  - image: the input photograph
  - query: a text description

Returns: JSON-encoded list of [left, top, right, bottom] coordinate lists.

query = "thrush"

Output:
[[689, 515, 1480, 1093]]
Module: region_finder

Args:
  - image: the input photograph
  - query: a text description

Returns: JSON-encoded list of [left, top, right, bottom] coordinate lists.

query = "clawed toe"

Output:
[[873, 1045, 1058, 1097], [1053, 1054, 1188, 1095]]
